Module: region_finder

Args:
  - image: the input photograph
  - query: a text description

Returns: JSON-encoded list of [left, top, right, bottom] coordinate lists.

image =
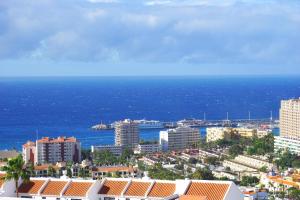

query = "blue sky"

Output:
[[0, 0, 299, 76]]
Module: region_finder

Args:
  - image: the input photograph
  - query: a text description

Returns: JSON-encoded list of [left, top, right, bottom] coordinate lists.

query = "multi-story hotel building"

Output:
[[280, 98, 300, 139], [275, 98, 300, 154], [115, 119, 139, 149], [160, 126, 200, 151], [23, 136, 81, 164], [206, 127, 232, 143]]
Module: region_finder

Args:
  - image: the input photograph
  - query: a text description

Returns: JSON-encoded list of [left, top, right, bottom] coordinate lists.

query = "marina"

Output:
[[91, 118, 279, 130]]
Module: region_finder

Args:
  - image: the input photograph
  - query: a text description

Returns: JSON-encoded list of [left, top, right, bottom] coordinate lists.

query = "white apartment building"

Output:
[[135, 143, 161, 154], [223, 160, 257, 172], [115, 119, 139, 149], [0, 175, 244, 200], [160, 126, 200, 152], [206, 127, 232, 143], [27, 136, 81, 164], [91, 145, 123, 156], [275, 98, 300, 154], [280, 98, 300, 139], [233, 155, 273, 170], [274, 136, 300, 155]]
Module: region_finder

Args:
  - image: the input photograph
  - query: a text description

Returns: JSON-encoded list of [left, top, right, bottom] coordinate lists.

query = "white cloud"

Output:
[[86, 0, 119, 3]]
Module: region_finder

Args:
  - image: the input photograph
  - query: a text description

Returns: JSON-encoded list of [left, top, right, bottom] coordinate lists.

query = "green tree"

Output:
[[188, 157, 198, 165], [288, 187, 300, 200], [47, 165, 57, 177], [292, 159, 300, 168], [93, 150, 118, 165], [190, 168, 214, 180], [66, 168, 72, 178], [81, 149, 92, 160], [0, 155, 30, 197], [148, 163, 183, 180], [240, 176, 259, 186], [228, 144, 244, 157], [204, 157, 218, 166]]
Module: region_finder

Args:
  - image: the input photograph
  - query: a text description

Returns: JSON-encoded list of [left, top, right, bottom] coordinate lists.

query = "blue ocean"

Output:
[[0, 76, 299, 150]]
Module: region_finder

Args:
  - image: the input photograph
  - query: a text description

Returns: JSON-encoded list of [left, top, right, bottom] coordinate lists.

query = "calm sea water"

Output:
[[0, 76, 299, 150]]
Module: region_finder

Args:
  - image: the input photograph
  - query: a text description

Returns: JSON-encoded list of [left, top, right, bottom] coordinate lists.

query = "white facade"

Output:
[[135, 144, 161, 154], [274, 136, 300, 155], [35, 137, 81, 164], [280, 98, 300, 139], [159, 126, 200, 152], [91, 145, 123, 156], [0, 176, 244, 200], [22, 141, 36, 164], [206, 127, 232, 143], [234, 155, 273, 170], [115, 119, 139, 149]]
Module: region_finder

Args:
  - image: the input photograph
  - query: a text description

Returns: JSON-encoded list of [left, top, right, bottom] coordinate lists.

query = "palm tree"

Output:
[[0, 155, 29, 197]]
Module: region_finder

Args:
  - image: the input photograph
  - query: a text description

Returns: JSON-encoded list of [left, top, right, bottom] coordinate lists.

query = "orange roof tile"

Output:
[[271, 178, 299, 188], [185, 182, 229, 200], [41, 181, 67, 196], [23, 141, 35, 148], [0, 174, 5, 188], [148, 182, 176, 197], [179, 195, 207, 200], [63, 182, 93, 197], [18, 180, 46, 195], [124, 181, 151, 197], [93, 166, 135, 173], [34, 165, 59, 171], [37, 137, 78, 144], [98, 180, 128, 196]]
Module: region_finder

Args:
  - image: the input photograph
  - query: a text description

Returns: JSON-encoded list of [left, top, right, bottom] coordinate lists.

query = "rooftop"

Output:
[[185, 182, 230, 200], [63, 181, 93, 197], [40, 180, 68, 196], [18, 180, 46, 195], [37, 136, 78, 143], [98, 179, 128, 196], [124, 181, 151, 197]]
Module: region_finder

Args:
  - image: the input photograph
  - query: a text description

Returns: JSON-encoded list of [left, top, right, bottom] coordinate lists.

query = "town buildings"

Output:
[[160, 126, 200, 151], [134, 143, 161, 154], [206, 127, 267, 143], [22, 137, 81, 164], [91, 145, 123, 156], [0, 175, 244, 200], [115, 119, 140, 149], [275, 98, 300, 154], [0, 150, 19, 161]]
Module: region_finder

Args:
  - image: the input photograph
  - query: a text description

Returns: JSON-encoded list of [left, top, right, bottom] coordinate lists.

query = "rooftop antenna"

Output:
[[248, 111, 251, 121], [226, 112, 229, 121], [203, 112, 206, 121], [36, 129, 39, 141]]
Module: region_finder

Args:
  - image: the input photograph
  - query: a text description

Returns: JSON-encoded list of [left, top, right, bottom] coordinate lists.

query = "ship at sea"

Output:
[[134, 119, 164, 129]]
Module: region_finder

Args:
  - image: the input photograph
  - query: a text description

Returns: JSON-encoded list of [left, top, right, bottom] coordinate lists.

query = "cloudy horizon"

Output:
[[0, 0, 299, 76]]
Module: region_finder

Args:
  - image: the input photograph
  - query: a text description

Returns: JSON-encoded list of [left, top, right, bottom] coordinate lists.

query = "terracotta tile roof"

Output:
[[0, 174, 5, 188], [41, 181, 68, 196], [179, 195, 207, 200], [18, 180, 46, 195], [271, 178, 299, 188], [185, 182, 229, 200], [23, 141, 36, 148], [37, 137, 78, 143], [124, 181, 151, 197], [34, 164, 59, 171], [98, 180, 128, 196], [93, 166, 135, 173], [147, 182, 176, 197], [63, 182, 93, 197]]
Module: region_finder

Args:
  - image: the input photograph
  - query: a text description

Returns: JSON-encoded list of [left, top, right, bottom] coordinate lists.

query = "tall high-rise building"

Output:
[[23, 136, 81, 164], [280, 98, 300, 139], [115, 119, 139, 149], [160, 126, 200, 151], [275, 98, 300, 155]]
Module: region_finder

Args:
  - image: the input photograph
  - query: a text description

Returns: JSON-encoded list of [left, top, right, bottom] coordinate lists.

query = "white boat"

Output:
[[134, 119, 164, 129]]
